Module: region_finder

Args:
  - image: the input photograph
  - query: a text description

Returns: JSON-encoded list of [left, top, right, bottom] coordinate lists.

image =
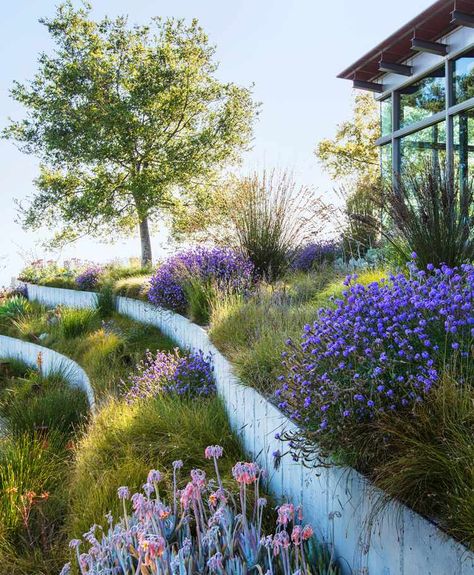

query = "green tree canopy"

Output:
[[315, 92, 381, 254], [4, 2, 257, 265]]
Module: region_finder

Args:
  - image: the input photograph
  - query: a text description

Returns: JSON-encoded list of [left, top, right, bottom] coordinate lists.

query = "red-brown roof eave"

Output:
[[338, 0, 474, 83]]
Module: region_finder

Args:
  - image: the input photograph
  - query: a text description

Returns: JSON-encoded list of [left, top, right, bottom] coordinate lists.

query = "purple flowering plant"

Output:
[[123, 348, 216, 402], [276, 260, 474, 452], [61, 447, 339, 575], [291, 240, 341, 272], [75, 265, 104, 290], [148, 247, 255, 313]]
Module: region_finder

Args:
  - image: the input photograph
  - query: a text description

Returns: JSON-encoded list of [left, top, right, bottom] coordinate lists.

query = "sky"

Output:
[[0, 0, 433, 286]]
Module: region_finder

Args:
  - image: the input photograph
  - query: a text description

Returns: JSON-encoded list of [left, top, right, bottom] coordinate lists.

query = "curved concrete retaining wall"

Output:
[[26, 283, 474, 575], [0, 334, 95, 409]]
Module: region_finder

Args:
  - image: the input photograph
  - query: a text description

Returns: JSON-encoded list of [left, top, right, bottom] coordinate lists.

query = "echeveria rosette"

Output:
[[123, 348, 215, 402], [148, 247, 255, 313], [276, 262, 474, 444], [60, 449, 337, 575]]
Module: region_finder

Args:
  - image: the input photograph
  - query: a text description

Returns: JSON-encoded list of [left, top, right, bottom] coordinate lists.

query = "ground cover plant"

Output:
[[63, 445, 340, 575]]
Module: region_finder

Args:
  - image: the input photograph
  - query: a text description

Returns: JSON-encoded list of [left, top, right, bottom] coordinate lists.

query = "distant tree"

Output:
[[315, 92, 381, 254], [4, 2, 257, 265]]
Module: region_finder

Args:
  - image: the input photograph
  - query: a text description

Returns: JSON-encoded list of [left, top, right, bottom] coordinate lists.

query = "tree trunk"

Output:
[[139, 215, 153, 267]]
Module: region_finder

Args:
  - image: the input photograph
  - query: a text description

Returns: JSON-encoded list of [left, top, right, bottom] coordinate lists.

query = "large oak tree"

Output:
[[4, 2, 257, 265]]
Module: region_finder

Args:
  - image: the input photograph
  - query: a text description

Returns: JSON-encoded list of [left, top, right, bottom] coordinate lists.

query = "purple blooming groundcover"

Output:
[[123, 348, 216, 402], [148, 247, 255, 313], [276, 259, 474, 447], [60, 447, 339, 575]]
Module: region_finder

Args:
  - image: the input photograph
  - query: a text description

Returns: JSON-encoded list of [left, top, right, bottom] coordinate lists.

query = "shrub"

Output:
[[67, 395, 243, 538], [291, 240, 341, 272], [123, 349, 215, 402], [96, 283, 116, 318], [277, 261, 474, 457], [228, 170, 328, 279], [62, 445, 340, 575], [75, 265, 103, 290], [148, 247, 254, 313], [59, 308, 98, 339]]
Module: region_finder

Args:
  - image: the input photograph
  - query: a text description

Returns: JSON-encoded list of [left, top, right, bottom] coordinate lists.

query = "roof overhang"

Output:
[[338, 0, 474, 85]]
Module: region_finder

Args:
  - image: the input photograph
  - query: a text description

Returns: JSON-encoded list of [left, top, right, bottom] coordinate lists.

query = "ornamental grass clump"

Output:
[[148, 247, 254, 314], [61, 447, 339, 575], [277, 259, 474, 457], [124, 349, 215, 402]]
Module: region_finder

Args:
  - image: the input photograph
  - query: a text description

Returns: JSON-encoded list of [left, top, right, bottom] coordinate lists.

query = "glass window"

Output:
[[400, 121, 446, 173], [454, 111, 474, 186], [380, 97, 392, 135], [380, 143, 392, 181], [453, 49, 474, 104], [399, 66, 445, 128]]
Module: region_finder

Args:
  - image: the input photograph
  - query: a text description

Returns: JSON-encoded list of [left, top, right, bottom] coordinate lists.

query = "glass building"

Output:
[[338, 0, 474, 186]]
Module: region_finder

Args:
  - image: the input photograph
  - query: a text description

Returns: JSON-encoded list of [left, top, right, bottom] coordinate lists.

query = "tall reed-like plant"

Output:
[[230, 170, 329, 279], [355, 162, 474, 267]]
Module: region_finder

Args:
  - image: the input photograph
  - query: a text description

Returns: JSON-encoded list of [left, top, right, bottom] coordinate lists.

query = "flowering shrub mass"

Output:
[[124, 349, 215, 401], [148, 247, 254, 313], [75, 265, 104, 290], [277, 261, 474, 446], [61, 448, 339, 575], [291, 240, 340, 272]]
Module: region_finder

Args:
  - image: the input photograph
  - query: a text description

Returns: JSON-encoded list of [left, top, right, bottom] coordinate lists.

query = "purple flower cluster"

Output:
[[75, 265, 103, 290], [291, 240, 341, 272], [124, 349, 215, 402], [277, 262, 474, 438], [148, 247, 255, 313], [60, 449, 337, 575]]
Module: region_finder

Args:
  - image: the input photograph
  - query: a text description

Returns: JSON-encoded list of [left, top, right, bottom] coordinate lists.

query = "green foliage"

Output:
[[316, 92, 381, 254], [97, 283, 116, 318], [113, 275, 151, 300], [4, 3, 257, 264], [183, 276, 217, 325], [226, 170, 328, 280], [59, 308, 99, 339], [0, 370, 89, 438], [0, 432, 70, 573], [0, 296, 31, 319], [358, 163, 474, 267], [209, 269, 343, 394], [342, 372, 474, 549], [68, 395, 243, 538]]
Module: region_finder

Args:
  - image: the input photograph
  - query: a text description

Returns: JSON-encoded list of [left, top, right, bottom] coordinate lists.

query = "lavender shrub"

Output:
[[61, 448, 339, 575], [148, 247, 255, 313], [75, 265, 104, 291], [291, 240, 341, 272], [124, 349, 215, 401], [277, 259, 474, 453]]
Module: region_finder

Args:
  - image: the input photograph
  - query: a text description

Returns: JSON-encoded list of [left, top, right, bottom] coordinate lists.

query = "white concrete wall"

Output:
[[0, 334, 95, 409], [26, 283, 474, 575]]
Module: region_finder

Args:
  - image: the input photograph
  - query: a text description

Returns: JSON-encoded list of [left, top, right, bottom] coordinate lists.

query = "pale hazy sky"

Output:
[[0, 0, 432, 285]]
